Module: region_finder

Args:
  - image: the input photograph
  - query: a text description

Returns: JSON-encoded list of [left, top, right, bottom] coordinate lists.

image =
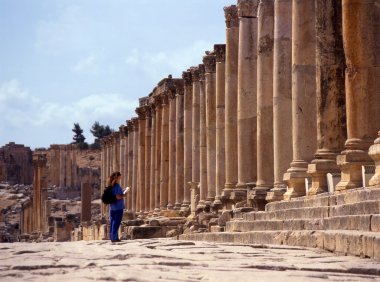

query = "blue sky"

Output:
[[0, 0, 233, 149]]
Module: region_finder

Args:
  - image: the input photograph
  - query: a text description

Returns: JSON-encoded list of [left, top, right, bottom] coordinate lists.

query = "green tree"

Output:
[[90, 121, 113, 149], [72, 123, 88, 149]]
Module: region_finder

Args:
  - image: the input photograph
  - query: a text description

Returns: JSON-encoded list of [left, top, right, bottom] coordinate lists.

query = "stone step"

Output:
[[226, 214, 380, 233], [265, 188, 380, 212], [179, 230, 380, 261], [244, 200, 380, 221]]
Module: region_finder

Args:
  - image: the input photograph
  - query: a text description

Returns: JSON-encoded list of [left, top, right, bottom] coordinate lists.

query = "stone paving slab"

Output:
[[0, 239, 380, 281]]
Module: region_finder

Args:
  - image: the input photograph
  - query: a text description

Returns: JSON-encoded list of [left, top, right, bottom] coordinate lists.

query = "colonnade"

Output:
[[100, 0, 380, 217]]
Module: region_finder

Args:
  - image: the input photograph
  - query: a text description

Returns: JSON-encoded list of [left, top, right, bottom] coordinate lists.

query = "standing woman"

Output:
[[108, 171, 127, 242]]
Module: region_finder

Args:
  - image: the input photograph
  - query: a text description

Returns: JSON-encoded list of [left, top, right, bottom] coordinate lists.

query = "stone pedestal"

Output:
[[175, 85, 185, 210], [283, 0, 317, 200], [252, 0, 274, 209], [235, 0, 259, 202], [203, 52, 217, 205], [183, 70, 193, 209], [335, 0, 380, 191], [369, 132, 380, 187], [222, 5, 239, 202], [307, 0, 346, 196], [266, 0, 292, 202], [168, 92, 177, 209], [214, 44, 226, 209], [81, 182, 92, 223]]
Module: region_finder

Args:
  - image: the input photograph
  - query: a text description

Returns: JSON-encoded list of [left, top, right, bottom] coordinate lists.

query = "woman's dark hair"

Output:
[[108, 171, 121, 187]]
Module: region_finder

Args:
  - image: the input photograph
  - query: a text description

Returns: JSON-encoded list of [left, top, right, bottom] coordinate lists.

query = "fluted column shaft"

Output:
[[131, 118, 139, 212], [160, 95, 170, 210], [175, 90, 185, 209], [136, 112, 146, 212], [149, 107, 156, 212], [154, 99, 162, 212], [283, 0, 317, 200], [223, 5, 239, 201], [336, 0, 380, 191], [119, 127, 126, 188], [235, 0, 259, 201], [253, 0, 274, 210], [168, 94, 177, 209], [144, 109, 152, 212], [127, 121, 134, 211], [214, 44, 226, 208], [307, 0, 346, 195], [267, 0, 292, 202], [190, 68, 200, 200], [183, 72, 193, 208]]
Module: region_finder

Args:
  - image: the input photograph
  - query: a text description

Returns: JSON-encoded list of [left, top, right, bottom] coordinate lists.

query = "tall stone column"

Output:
[[203, 52, 217, 205], [175, 83, 185, 209], [100, 140, 106, 217], [168, 91, 177, 209], [149, 102, 156, 212], [136, 107, 146, 213], [235, 0, 259, 201], [112, 133, 120, 173], [266, 0, 292, 203], [119, 125, 126, 188], [66, 145, 72, 187], [251, 0, 274, 210], [144, 106, 152, 212], [59, 145, 66, 187], [33, 153, 47, 231], [283, 0, 317, 200], [131, 117, 139, 212], [214, 44, 226, 208], [222, 5, 239, 203], [183, 71, 193, 209], [336, 0, 380, 191], [190, 67, 201, 206], [126, 120, 134, 211], [154, 96, 162, 212], [160, 94, 170, 210], [198, 64, 208, 208], [307, 0, 346, 196], [81, 182, 92, 223]]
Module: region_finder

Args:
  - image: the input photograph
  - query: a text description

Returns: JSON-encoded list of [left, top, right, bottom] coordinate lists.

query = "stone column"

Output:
[[154, 96, 162, 212], [203, 52, 217, 205], [81, 182, 92, 222], [235, 0, 259, 201], [266, 0, 293, 203], [33, 153, 47, 231], [100, 140, 106, 217], [307, 0, 346, 196], [251, 0, 274, 210], [112, 133, 120, 173], [336, 0, 380, 191], [175, 83, 185, 209], [160, 94, 170, 210], [183, 71, 193, 209], [131, 117, 139, 212], [126, 120, 134, 211], [149, 102, 156, 212], [190, 67, 201, 206], [283, 0, 317, 200], [136, 107, 146, 213], [144, 106, 152, 212], [59, 145, 66, 187], [214, 44, 226, 209], [198, 64, 208, 208], [119, 125, 126, 188], [222, 5, 239, 203], [66, 145, 72, 187], [168, 91, 177, 209]]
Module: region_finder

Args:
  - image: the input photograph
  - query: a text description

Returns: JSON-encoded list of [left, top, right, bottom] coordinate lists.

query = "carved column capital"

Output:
[[198, 64, 206, 81], [238, 0, 259, 18], [190, 67, 200, 82], [136, 106, 147, 119], [224, 5, 239, 28], [214, 44, 226, 63], [126, 120, 135, 132], [203, 52, 216, 73], [182, 71, 192, 86]]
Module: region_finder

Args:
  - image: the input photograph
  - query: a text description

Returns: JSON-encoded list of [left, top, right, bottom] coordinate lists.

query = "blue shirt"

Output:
[[110, 183, 125, 211]]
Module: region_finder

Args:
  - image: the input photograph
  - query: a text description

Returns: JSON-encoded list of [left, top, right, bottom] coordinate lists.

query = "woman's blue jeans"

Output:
[[109, 209, 123, 241]]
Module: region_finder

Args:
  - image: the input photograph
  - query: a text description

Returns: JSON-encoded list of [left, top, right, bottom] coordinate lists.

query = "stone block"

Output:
[[326, 215, 371, 231], [283, 219, 304, 230], [330, 201, 380, 217], [374, 236, 380, 261], [371, 214, 380, 232], [210, 225, 224, 233], [218, 210, 232, 226], [362, 234, 374, 259], [323, 231, 336, 252], [128, 226, 163, 239]]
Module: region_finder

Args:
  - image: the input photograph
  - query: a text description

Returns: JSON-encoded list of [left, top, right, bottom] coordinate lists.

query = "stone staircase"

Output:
[[179, 187, 380, 261]]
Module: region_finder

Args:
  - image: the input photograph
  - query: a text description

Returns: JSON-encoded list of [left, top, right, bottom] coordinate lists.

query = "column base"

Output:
[[166, 203, 174, 210], [307, 158, 340, 196], [212, 197, 223, 211], [181, 201, 190, 210], [336, 149, 373, 192], [266, 182, 287, 202], [283, 161, 309, 200], [248, 186, 271, 211], [369, 134, 380, 187], [173, 203, 182, 210]]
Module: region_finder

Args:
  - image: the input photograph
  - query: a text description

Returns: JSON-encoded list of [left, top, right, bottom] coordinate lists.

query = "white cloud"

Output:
[[0, 79, 138, 148], [72, 54, 99, 74]]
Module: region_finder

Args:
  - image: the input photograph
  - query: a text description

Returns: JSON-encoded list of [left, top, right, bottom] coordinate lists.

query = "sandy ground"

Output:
[[0, 239, 380, 282]]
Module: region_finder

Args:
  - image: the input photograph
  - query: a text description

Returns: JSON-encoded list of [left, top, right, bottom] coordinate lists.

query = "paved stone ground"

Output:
[[0, 239, 380, 281]]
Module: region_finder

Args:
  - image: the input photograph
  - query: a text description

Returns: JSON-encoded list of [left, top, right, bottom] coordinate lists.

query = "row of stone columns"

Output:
[[100, 0, 380, 217]]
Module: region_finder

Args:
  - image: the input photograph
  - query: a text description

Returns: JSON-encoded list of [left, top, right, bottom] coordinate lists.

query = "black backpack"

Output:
[[101, 185, 117, 205]]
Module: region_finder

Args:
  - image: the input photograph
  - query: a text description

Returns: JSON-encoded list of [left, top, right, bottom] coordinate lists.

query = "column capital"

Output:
[[198, 64, 206, 81], [131, 117, 139, 130], [175, 80, 185, 96], [203, 52, 216, 73], [224, 5, 239, 28], [33, 153, 47, 167], [144, 105, 152, 118], [190, 67, 200, 82], [119, 124, 128, 137], [126, 119, 135, 132], [214, 44, 226, 63], [238, 0, 259, 18], [136, 106, 147, 119], [161, 92, 169, 106], [182, 70, 192, 86]]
